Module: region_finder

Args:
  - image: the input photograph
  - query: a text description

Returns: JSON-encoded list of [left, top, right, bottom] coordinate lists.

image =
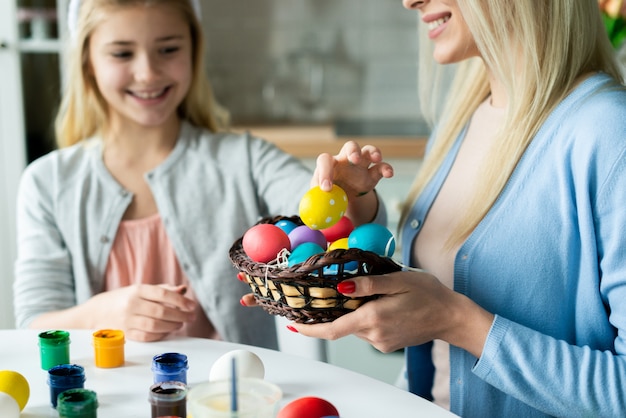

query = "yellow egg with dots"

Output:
[[0, 370, 30, 412], [299, 185, 348, 230]]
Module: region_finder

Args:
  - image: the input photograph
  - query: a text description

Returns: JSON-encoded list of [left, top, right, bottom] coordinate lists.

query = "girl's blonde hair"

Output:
[[55, 0, 228, 148], [400, 0, 623, 248]]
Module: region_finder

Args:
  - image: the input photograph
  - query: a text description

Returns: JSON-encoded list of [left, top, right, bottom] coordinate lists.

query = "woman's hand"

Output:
[[288, 271, 494, 357], [313, 141, 394, 225]]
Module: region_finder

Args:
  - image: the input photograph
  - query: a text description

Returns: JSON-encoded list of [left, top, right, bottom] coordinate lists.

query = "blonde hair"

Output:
[[55, 0, 228, 148], [401, 0, 623, 247]]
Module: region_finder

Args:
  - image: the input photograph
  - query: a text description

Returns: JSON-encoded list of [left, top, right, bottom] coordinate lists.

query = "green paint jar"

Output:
[[57, 389, 98, 418], [38, 330, 70, 370]]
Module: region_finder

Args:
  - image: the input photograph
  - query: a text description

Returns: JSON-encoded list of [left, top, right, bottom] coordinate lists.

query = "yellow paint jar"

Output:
[[92, 329, 125, 368]]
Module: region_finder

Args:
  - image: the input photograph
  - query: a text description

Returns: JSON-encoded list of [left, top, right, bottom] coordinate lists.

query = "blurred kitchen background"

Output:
[[1, 0, 431, 386], [200, 0, 422, 124]]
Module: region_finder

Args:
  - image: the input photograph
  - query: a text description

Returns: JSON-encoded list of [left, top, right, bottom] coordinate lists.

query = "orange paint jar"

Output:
[[92, 329, 125, 368]]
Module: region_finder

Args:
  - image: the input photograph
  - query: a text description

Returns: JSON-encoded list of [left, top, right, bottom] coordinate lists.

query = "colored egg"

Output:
[[0, 370, 29, 411], [288, 225, 327, 251], [327, 237, 349, 251], [348, 223, 396, 257], [275, 219, 298, 235], [0, 393, 19, 418], [288, 242, 326, 267], [242, 224, 291, 263], [320, 216, 354, 243], [209, 350, 265, 381], [277, 396, 340, 418], [299, 185, 348, 230]]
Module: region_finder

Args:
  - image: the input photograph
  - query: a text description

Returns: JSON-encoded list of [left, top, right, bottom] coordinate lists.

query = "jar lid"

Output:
[[92, 329, 125, 346], [38, 330, 70, 346]]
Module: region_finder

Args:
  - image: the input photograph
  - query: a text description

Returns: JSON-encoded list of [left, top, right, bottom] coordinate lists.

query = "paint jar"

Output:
[[152, 353, 188, 384], [38, 330, 70, 370], [92, 329, 125, 368], [47, 364, 85, 408], [57, 388, 98, 418], [148, 381, 187, 418]]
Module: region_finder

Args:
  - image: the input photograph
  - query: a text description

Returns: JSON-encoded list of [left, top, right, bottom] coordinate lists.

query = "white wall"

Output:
[[0, 1, 27, 329]]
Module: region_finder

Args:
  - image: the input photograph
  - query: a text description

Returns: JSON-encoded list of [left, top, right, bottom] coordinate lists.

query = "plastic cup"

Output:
[[93, 329, 125, 368], [148, 381, 187, 418], [38, 330, 70, 370], [152, 352, 188, 384], [47, 364, 85, 408], [187, 378, 282, 418], [57, 389, 98, 418]]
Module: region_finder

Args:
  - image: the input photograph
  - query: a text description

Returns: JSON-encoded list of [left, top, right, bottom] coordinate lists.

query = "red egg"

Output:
[[242, 224, 291, 263], [320, 216, 354, 243], [277, 396, 339, 418]]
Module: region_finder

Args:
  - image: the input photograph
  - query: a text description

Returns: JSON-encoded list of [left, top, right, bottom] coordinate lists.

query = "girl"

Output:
[[13, 0, 392, 347], [287, 0, 626, 416]]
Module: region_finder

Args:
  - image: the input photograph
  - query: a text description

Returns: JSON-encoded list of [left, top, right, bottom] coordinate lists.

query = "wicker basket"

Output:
[[229, 216, 402, 324]]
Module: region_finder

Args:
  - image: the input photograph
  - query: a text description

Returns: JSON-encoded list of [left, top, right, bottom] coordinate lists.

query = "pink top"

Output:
[[104, 213, 219, 339]]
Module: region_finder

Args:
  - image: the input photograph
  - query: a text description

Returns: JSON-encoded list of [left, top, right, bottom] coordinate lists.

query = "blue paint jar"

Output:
[[47, 364, 86, 408], [152, 352, 188, 384]]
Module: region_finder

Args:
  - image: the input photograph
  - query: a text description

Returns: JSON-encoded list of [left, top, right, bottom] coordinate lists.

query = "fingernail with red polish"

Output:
[[237, 272, 246, 282], [337, 280, 356, 294], [240, 298, 247, 307], [286, 325, 299, 333]]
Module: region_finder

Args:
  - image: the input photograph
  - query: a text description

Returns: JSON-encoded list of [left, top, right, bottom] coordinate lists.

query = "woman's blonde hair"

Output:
[[400, 0, 623, 248], [55, 0, 228, 148]]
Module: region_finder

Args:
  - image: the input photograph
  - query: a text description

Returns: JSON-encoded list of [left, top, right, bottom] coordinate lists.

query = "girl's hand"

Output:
[[288, 271, 494, 358], [312, 141, 393, 225], [88, 284, 197, 342]]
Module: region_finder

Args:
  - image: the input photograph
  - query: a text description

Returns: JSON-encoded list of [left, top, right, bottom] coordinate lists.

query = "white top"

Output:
[[2, 329, 457, 417]]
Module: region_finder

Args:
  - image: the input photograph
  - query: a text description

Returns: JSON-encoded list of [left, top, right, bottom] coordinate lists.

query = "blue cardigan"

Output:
[[402, 73, 626, 417]]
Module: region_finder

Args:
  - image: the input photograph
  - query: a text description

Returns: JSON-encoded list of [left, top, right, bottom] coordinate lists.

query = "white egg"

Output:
[[209, 350, 265, 381], [0, 392, 20, 418]]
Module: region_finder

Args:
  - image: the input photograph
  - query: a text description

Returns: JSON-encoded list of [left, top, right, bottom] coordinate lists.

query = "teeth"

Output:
[[133, 89, 165, 99], [428, 17, 449, 31]]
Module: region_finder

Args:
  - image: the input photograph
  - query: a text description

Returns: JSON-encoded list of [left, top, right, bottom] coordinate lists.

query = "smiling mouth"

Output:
[[130, 87, 170, 99], [427, 15, 450, 31]]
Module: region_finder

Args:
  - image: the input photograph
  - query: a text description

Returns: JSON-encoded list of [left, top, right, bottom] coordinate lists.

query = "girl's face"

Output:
[[88, 4, 193, 131], [403, 0, 479, 64]]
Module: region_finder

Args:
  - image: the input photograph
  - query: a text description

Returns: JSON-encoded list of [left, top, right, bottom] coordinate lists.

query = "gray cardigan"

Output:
[[13, 121, 313, 349]]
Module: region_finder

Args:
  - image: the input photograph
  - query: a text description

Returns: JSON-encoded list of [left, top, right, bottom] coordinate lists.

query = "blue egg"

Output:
[[275, 219, 298, 235], [348, 223, 396, 257], [288, 242, 326, 267], [323, 260, 360, 276]]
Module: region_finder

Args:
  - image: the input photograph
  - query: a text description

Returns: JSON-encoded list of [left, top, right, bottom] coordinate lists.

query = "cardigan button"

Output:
[[100, 236, 109, 244], [410, 219, 420, 229]]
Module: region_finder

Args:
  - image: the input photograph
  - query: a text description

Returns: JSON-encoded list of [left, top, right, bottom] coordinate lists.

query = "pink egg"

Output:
[[320, 216, 354, 243], [288, 225, 327, 251], [242, 224, 291, 263]]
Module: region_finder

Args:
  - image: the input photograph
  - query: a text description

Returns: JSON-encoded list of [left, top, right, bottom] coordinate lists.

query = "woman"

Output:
[[284, 0, 626, 416]]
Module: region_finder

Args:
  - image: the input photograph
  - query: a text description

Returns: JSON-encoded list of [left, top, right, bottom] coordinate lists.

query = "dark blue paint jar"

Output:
[[47, 364, 86, 408], [152, 352, 188, 384]]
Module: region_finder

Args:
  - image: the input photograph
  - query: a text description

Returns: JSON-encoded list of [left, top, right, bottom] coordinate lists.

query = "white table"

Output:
[[0, 329, 456, 417]]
